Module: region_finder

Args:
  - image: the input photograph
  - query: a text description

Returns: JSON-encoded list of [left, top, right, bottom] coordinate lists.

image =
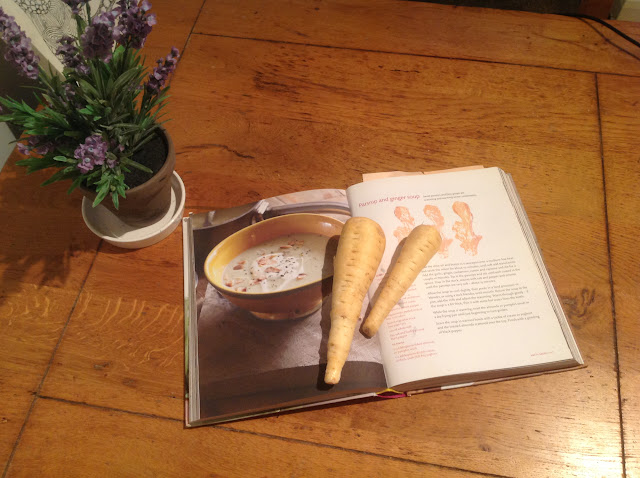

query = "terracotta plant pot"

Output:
[[82, 127, 176, 224]]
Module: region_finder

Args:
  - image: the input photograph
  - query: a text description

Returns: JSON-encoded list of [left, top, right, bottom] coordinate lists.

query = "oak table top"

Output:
[[2, 1, 639, 476]]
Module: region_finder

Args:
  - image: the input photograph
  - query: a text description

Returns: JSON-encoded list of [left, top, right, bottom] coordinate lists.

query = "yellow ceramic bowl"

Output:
[[204, 213, 344, 320]]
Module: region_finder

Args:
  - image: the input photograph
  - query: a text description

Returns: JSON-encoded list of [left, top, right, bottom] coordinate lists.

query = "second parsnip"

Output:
[[362, 225, 441, 338]]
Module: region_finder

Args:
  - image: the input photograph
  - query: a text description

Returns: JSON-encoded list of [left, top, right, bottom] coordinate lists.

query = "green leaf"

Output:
[[92, 62, 107, 97], [53, 155, 77, 164], [16, 156, 57, 173], [41, 168, 74, 186], [56, 144, 76, 157], [112, 45, 125, 65], [112, 68, 142, 94], [116, 183, 127, 197], [67, 175, 85, 194], [79, 79, 99, 98], [42, 108, 72, 129], [83, 169, 102, 185], [105, 76, 115, 96], [76, 15, 86, 38], [122, 158, 153, 174], [92, 182, 110, 207], [132, 126, 161, 153]]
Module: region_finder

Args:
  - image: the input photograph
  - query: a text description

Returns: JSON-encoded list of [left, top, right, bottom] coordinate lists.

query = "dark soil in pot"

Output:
[[126, 130, 168, 188], [80, 126, 176, 223]]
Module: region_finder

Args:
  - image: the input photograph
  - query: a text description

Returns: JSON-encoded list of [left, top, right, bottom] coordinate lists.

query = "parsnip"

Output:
[[325, 217, 386, 385], [362, 225, 441, 338]]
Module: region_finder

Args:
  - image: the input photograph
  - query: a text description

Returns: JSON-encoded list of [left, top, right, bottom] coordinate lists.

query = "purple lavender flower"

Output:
[[17, 142, 30, 155], [63, 83, 75, 98], [31, 137, 55, 155], [58, 82, 81, 109], [62, 0, 88, 15], [81, 10, 118, 61], [0, 8, 40, 79], [114, 0, 156, 49], [17, 135, 55, 156], [74, 134, 109, 173], [56, 35, 89, 74], [145, 46, 180, 94], [106, 142, 124, 168]]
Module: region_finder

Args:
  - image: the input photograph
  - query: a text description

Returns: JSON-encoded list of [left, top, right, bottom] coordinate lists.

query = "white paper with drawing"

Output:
[[347, 167, 578, 388]]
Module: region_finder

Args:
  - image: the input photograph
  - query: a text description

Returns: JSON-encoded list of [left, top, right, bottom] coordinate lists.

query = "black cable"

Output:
[[562, 13, 640, 49]]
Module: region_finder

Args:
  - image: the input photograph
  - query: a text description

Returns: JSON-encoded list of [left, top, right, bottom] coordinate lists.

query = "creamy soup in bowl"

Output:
[[204, 213, 344, 320], [223, 233, 332, 294]]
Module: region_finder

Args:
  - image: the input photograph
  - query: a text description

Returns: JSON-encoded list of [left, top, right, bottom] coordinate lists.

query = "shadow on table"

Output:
[[0, 154, 101, 305]]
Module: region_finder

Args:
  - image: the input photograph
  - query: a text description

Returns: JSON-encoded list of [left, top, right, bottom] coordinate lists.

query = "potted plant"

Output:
[[0, 0, 180, 224]]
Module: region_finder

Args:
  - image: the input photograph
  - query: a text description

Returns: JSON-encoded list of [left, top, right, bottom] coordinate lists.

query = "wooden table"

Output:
[[2, 1, 640, 476]]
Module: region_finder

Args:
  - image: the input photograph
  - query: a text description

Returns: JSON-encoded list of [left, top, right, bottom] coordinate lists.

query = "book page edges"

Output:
[[183, 216, 201, 426], [187, 391, 381, 427], [362, 165, 484, 182], [404, 359, 586, 397], [498, 170, 584, 365]]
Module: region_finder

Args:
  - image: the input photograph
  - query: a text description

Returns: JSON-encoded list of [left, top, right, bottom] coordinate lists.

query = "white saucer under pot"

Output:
[[82, 171, 186, 249]]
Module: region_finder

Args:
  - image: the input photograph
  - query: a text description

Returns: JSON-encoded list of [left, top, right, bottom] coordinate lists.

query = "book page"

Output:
[[185, 189, 388, 425], [347, 167, 575, 388]]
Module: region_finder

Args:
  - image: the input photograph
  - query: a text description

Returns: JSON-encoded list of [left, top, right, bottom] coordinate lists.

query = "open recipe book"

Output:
[[182, 167, 583, 427]]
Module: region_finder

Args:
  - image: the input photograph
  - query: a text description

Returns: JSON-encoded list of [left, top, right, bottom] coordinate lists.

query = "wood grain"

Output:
[[195, 0, 640, 75], [0, 283, 82, 469], [39, 224, 185, 419], [169, 34, 601, 206], [38, 30, 621, 476], [598, 73, 640, 478], [140, 0, 204, 69], [0, 153, 100, 289], [7, 399, 474, 477], [232, 371, 622, 476], [1, 0, 635, 475], [0, 0, 204, 472], [0, 153, 99, 471]]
